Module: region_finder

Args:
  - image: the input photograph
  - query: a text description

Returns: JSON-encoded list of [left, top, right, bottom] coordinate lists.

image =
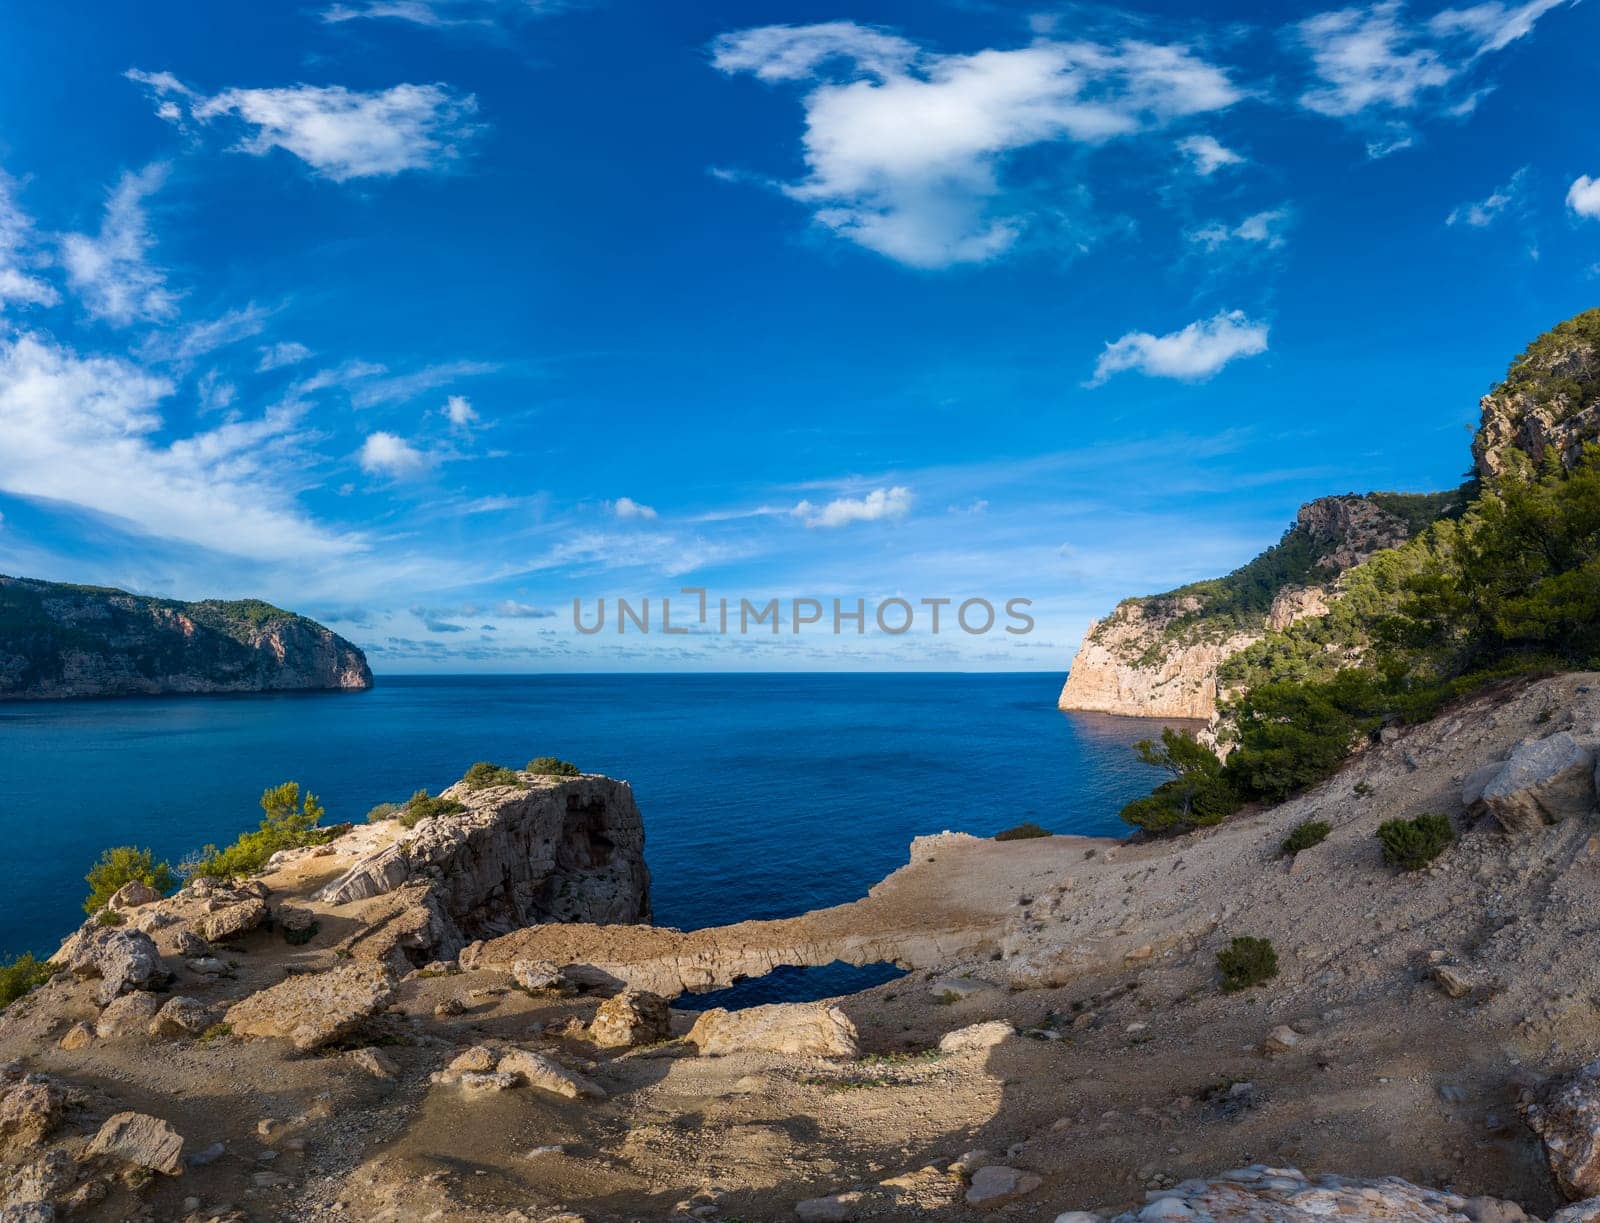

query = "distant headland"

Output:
[[0, 575, 372, 701]]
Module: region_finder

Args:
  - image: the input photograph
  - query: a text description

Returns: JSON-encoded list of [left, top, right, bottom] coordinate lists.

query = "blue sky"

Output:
[[0, 0, 1596, 672]]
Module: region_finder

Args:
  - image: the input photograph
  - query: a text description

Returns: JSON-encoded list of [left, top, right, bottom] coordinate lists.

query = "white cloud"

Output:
[[258, 341, 312, 371], [493, 599, 554, 618], [358, 431, 431, 478], [1090, 310, 1269, 385], [0, 330, 357, 561], [712, 22, 1242, 268], [611, 496, 658, 520], [1293, 0, 1571, 144], [0, 173, 58, 312], [322, 0, 573, 27], [350, 360, 497, 408], [1446, 166, 1526, 226], [142, 304, 268, 365], [1568, 175, 1600, 220], [792, 485, 914, 528], [444, 393, 478, 428], [59, 165, 178, 327], [1187, 208, 1292, 251], [1427, 0, 1570, 52], [1177, 134, 1243, 175], [128, 72, 480, 182]]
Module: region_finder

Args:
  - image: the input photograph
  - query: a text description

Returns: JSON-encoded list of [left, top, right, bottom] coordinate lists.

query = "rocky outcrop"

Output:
[[1521, 1059, 1600, 1200], [1474, 731, 1598, 834], [1092, 1166, 1528, 1223], [316, 774, 650, 954], [1475, 309, 1600, 481], [85, 1112, 184, 1176], [1059, 493, 1427, 719], [225, 962, 396, 1050], [0, 574, 372, 700]]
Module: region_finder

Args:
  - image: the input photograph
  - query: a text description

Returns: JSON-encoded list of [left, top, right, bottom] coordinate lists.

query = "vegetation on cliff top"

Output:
[[83, 846, 177, 914], [0, 574, 371, 699], [1111, 488, 1464, 656], [1495, 305, 1600, 419], [1122, 311, 1600, 835], [188, 782, 332, 879]]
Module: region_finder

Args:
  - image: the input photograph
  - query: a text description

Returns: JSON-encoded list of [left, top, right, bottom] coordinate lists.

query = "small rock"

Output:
[[347, 1047, 398, 1079], [186, 1141, 226, 1167], [447, 1046, 497, 1074], [589, 990, 671, 1048], [108, 881, 162, 910], [1261, 1026, 1300, 1054], [938, 1021, 1014, 1054], [57, 1023, 93, 1052], [457, 1071, 520, 1096], [0, 1074, 63, 1154], [794, 1192, 863, 1221], [687, 1003, 859, 1058], [512, 960, 565, 992], [1055, 1214, 1105, 1223], [966, 1165, 1042, 1207], [434, 997, 467, 1018], [1433, 966, 1474, 999]]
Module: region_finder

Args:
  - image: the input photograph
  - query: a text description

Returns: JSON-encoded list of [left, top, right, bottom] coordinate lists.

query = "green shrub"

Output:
[[995, 822, 1051, 841], [526, 757, 580, 777], [0, 953, 57, 1011], [96, 908, 125, 927], [1216, 936, 1278, 992], [1377, 814, 1454, 871], [83, 845, 177, 914], [364, 802, 401, 823], [462, 761, 523, 790], [399, 789, 467, 829], [1280, 820, 1331, 857], [189, 782, 330, 880], [1120, 728, 1240, 835]]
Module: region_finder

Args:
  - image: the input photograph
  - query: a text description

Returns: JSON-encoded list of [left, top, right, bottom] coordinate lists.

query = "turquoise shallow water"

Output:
[[0, 673, 1163, 997]]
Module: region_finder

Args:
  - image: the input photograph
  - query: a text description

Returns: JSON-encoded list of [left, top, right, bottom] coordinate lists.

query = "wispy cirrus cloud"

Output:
[[321, 0, 577, 28], [711, 21, 1243, 268], [127, 71, 481, 181], [1187, 207, 1293, 252], [59, 164, 179, 327], [0, 330, 359, 562], [0, 172, 58, 312], [1089, 310, 1268, 386], [1446, 165, 1527, 226], [1291, 0, 1573, 154]]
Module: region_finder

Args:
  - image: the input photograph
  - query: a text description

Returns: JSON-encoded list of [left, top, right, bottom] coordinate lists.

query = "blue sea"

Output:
[[0, 674, 1163, 1002]]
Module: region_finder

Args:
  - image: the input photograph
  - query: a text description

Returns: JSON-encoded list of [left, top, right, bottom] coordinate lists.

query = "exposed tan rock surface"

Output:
[[5, 675, 1600, 1219]]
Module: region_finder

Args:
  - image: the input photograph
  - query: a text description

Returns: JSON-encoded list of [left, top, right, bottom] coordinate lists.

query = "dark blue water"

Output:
[[0, 674, 1164, 984]]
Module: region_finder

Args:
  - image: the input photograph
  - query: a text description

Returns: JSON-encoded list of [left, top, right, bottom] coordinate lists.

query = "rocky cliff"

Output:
[[0, 575, 372, 700], [1475, 307, 1600, 480], [1057, 492, 1451, 719]]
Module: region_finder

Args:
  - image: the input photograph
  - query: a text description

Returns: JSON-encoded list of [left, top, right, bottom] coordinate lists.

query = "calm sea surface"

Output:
[[0, 673, 1163, 1000]]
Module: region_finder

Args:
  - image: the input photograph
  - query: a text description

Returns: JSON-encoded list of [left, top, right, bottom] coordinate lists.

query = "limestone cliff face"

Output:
[[1057, 494, 1430, 720], [1474, 307, 1600, 480], [0, 574, 372, 700], [314, 774, 651, 956]]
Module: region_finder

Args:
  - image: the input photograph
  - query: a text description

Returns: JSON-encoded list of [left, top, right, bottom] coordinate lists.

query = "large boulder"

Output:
[[686, 1003, 859, 1058], [1480, 732, 1597, 834], [200, 897, 268, 944], [85, 1111, 184, 1175], [316, 844, 412, 906], [1521, 1059, 1600, 1199], [63, 927, 170, 1004], [225, 962, 396, 1051], [148, 996, 212, 1040], [588, 990, 670, 1048], [95, 991, 163, 1039]]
